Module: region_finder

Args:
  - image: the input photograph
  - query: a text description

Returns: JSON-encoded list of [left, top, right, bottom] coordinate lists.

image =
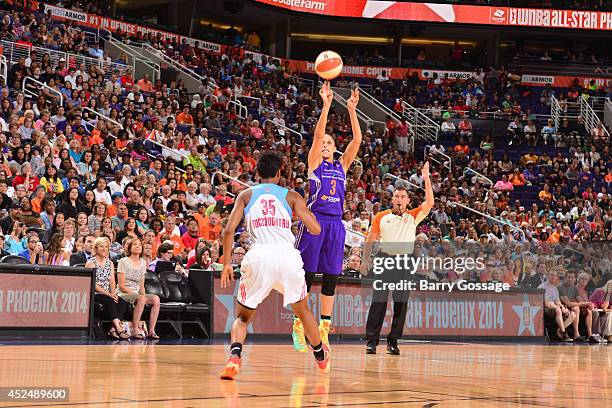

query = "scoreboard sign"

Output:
[[255, 1, 612, 31]]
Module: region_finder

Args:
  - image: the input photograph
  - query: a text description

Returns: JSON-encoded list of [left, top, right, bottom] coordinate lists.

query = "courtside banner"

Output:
[[44, 4, 223, 52], [213, 278, 544, 337], [288, 60, 406, 79], [0, 273, 92, 328], [521, 74, 555, 85], [287, 60, 609, 88], [255, 1, 612, 30]]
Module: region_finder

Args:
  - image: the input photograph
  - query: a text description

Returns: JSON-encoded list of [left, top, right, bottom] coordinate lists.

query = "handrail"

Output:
[[263, 119, 303, 142], [237, 95, 262, 113], [358, 86, 402, 124], [415, 106, 553, 122], [463, 167, 493, 188], [346, 228, 368, 240], [211, 171, 249, 190], [0, 55, 7, 85], [382, 173, 422, 191], [580, 96, 610, 139], [330, 85, 385, 130], [32, 45, 66, 67], [229, 98, 247, 119], [108, 37, 158, 80], [332, 90, 379, 130], [141, 43, 206, 90], [2, 39, 127, 81], [81, 107, 123, 130], [156, 141, 189, 160], [402, 101, 440, 128], [289, 75, 315, 96], [449, 201, 526, 242], [424, 145, 451, 171], [22, 76, 63, 106]]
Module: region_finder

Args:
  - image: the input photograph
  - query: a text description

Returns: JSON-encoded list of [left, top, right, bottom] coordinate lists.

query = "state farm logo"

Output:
[[490, 8, 507, 24], [320, 195, 341, 203]]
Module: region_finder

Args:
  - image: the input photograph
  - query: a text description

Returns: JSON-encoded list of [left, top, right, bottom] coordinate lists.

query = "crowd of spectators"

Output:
[[0, 1, 610, 341]]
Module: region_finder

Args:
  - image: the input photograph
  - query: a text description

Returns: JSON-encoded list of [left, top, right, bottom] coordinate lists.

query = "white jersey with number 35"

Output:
[[244, 184, 295, 246]]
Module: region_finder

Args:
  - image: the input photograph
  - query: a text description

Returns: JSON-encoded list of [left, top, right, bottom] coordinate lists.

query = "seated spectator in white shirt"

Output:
[[441, 118, 456, 137], [539, 269, 575, 342]]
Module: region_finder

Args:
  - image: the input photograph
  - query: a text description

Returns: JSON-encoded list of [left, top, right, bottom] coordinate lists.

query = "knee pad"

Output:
[[305, 272, 315, 293], [321, 273, 339, 297]]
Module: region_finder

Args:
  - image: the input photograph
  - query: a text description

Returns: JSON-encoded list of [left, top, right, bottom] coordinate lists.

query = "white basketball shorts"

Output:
[[236, 243, 308, 309]]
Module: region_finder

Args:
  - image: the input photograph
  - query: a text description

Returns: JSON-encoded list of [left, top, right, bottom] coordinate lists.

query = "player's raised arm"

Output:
[[308, 81, 333, 170], [220, 189, 250, 287], [340, 88, 362, 173], [421, 162, 434, 216], [287, 190, 321, 235]]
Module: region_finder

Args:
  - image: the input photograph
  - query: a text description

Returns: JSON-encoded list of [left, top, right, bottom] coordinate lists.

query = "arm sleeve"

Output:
[[116, 257, 126, 274], [408, 206, 427, 226], [370, 211, 384, 237]]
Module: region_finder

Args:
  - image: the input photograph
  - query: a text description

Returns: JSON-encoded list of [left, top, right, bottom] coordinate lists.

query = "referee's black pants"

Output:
[[365, 288, 408, 344], [365, 258, 410, 344]]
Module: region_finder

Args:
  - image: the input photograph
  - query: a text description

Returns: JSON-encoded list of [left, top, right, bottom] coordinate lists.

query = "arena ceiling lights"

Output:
[[291, 33, 476, 47]]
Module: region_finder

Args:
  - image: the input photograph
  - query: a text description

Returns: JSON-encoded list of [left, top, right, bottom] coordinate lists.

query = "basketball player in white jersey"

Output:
[[220, 151, 331, 380]]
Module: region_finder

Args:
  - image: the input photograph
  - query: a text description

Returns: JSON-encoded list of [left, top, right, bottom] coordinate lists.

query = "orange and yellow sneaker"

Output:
[[315, 343, 331, 373], [292, 317, 307, 352], [220, 355, 242, 380], [319, 319, 331, 352]]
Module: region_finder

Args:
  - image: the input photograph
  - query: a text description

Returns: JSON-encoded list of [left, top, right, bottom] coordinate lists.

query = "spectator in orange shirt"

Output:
[[176, 106, 194, 125], [30, 185, 46, 214], [199, 212, 222, 241], [453, 139, 469, 155], [115, 130, 129, 150], [193, 202, 208, 232], [538, 183, 554, 203], [605, 169, 612, 183], [136, 74, 154, 93], [106, 193, 122, 218], [509, 168, 526, 186]]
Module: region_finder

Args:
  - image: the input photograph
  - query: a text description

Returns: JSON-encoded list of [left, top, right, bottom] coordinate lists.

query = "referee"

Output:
[[360, 163, 434, 355]]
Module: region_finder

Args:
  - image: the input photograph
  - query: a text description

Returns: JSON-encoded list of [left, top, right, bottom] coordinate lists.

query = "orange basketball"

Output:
[[314, 50, 343, 81]]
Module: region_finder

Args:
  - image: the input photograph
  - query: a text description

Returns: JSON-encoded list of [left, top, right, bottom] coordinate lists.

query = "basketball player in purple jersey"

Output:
[[293, 82, 362, 352]]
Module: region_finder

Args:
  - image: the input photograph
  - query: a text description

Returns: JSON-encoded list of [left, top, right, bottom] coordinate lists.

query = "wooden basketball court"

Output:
[[0, 342, 610, 407]]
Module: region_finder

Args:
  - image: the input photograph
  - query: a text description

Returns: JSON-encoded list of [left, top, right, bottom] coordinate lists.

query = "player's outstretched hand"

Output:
[[319, 81, 333, 108], [421, 161, 430, 179], [221, 264, 234, 288], [347, 87, 360, 111]]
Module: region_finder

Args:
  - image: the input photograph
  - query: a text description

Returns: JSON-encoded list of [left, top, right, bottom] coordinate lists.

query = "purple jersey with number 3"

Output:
[[307, 160, 345, 217], [297, 159, 346, 274]]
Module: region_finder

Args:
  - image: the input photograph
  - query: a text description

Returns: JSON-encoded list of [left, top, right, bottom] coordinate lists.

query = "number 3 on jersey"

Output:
[[329, 179, 336, 196], [261, 199, 276, 216]]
